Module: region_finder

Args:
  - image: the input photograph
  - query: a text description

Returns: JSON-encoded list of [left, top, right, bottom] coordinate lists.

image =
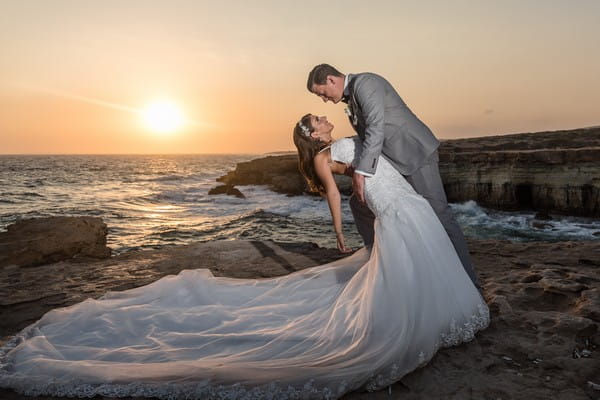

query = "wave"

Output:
[[2, 153, 598, 257], [145, 175, 187, 182], [451, 201, 600, 241], [16, 192, 45, 198]]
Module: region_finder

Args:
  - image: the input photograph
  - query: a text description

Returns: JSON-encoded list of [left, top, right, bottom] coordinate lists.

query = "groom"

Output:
[[307, 63, 480, 288]]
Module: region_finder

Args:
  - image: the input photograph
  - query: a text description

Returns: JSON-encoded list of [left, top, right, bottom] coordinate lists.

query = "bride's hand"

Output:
[[336, 233, 353, 253], [344, 165, 355, 177]]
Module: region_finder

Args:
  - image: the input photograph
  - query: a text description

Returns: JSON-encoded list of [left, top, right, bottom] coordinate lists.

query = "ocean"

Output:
[[1, 154, 598, 254]]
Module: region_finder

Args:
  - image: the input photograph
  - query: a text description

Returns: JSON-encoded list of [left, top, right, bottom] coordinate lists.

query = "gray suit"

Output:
[[345, 73, 480, 288]]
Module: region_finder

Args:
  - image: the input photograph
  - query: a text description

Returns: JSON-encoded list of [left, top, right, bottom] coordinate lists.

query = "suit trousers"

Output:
[[349, 151, 481, 289]]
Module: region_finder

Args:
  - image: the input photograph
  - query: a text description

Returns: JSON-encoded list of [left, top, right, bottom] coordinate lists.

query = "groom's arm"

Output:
[[354, 75, 386, 176]]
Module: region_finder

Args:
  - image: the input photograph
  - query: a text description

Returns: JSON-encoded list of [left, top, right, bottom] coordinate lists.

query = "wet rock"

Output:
[[0, 217, 111, 268], [208, 184, 246, 198], [531, 221, 552, 229], [534, 211, 553, 220]]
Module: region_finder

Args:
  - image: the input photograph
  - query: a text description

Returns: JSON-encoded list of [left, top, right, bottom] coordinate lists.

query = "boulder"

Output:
[[0, 217, 111, 268], [208, 184, 246, 198], [530, 221, 552, 230]]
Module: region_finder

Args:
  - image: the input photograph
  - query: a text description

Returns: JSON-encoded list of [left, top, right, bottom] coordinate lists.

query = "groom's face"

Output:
[[310, 76, 343, 104]]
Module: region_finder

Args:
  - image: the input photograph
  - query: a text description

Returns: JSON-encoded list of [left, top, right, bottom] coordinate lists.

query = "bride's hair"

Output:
[[293, 114, 328, 195]]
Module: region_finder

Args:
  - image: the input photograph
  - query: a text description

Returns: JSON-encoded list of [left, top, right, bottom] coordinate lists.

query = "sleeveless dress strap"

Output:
[[317, 145, 331, 154]]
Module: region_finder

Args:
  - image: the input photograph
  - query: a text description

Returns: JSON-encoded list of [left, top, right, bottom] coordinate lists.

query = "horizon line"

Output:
[[1, 124, 598, 156]]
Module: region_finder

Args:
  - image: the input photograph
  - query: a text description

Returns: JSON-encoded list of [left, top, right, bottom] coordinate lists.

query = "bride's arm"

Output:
[[314, 153, 352, 253]]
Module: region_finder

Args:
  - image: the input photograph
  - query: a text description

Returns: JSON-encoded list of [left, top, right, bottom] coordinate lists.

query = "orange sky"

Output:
[[1, 1, 599, 154]]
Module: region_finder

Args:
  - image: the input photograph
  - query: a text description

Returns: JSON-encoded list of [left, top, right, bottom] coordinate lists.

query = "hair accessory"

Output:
[[298, 121, 311, 137]]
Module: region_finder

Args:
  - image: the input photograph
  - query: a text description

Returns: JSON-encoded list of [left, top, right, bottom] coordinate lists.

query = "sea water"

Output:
[[1, 155, 598, 254]]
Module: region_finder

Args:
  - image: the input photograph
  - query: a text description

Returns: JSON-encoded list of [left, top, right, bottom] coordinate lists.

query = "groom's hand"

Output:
[[352, 172, 366, 204]]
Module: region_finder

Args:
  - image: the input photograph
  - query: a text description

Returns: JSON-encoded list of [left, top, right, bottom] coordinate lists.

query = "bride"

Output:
[[0, 115, 489, 400]]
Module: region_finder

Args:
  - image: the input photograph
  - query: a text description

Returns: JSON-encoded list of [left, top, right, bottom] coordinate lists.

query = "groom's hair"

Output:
[[307, 64, 343, 91]]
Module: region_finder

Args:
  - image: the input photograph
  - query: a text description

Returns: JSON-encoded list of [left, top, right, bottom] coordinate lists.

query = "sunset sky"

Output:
[[1, 0, 599, 154]]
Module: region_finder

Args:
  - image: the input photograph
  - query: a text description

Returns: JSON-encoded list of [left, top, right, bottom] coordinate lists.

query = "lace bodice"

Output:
[[331, 137, 425, 216]]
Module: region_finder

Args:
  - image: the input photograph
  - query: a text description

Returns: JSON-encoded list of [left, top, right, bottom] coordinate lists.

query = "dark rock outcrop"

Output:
[[0, 216, 111, 268], [214, 126, 600, 217], [217, 154, 307, 196], [216, 154, 352, 196], [208, 184, 246, 198]]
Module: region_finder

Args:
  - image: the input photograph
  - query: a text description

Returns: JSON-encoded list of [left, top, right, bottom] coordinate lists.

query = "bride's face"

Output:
[[309, 115, 334, 143]]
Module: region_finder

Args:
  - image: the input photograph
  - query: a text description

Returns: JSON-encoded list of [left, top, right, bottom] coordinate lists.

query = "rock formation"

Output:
[[439, 127, 600, 217], [216, 154, 307, 196], [0, 216, 111, 268], [208, 184, 246, 198], [1, 236, 599, 399], [215, 154, 352, 197], [213, 126, 600, 217]]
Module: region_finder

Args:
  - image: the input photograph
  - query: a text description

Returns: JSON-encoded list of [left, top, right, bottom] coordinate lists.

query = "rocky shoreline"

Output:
[[1, 217, 599, 399], [213, 126, 600, 217]]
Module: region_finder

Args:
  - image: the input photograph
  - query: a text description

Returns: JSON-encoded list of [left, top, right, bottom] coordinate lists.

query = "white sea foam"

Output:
[[451, 201, 600, 241]]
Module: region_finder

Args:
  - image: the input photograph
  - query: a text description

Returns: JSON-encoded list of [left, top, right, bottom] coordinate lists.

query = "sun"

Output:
[[140, 100, 184, 134]]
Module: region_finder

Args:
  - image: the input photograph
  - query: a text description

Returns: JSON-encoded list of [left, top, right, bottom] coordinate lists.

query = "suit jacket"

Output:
[[346, 73, 440, 176]]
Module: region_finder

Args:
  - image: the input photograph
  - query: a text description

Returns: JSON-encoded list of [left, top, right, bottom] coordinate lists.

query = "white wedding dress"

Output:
[[0, 137, 489, 399]]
